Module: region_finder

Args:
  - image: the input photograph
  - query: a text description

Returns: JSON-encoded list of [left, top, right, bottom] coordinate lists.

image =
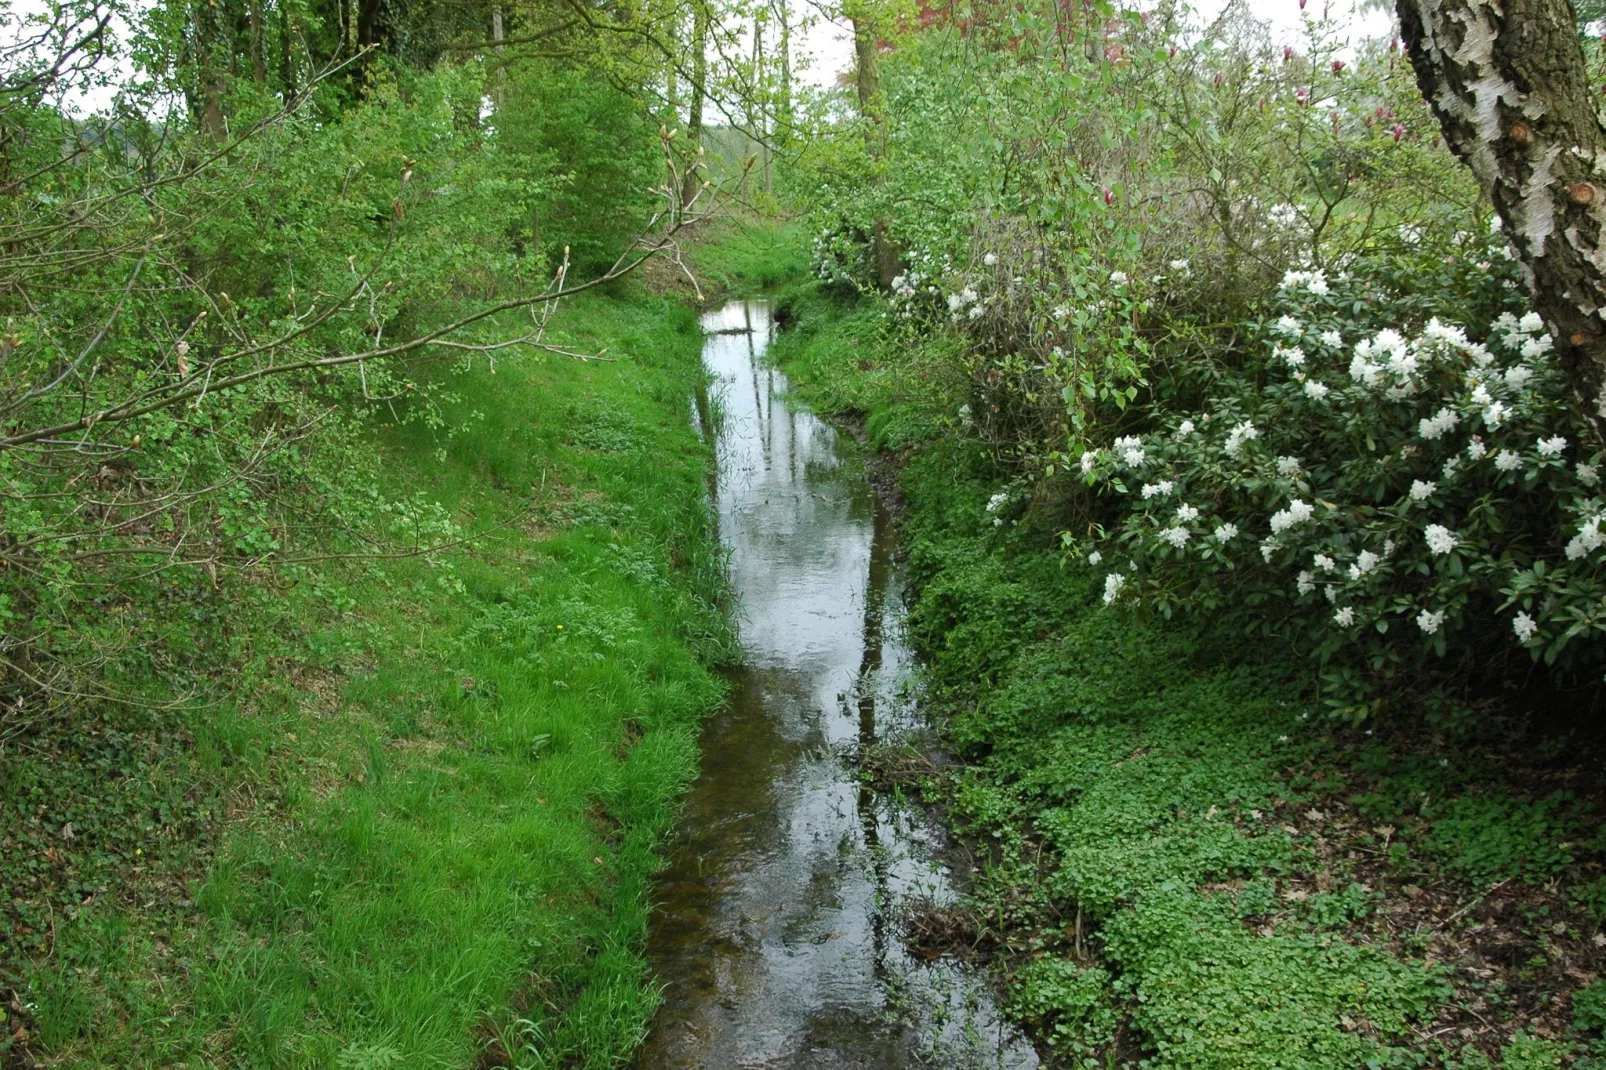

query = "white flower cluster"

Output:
[[1566, 515, 1604, 561], [1280, 269, 1329, 295], [1224, 421, 1258, 458], [1269, 499, 1315, 534], [1113, 435, 1146, 467]]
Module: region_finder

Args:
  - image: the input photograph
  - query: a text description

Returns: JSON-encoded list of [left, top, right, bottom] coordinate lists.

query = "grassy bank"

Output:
[[4, 288, 731, 1068], [766, 277, 1606, 1069]]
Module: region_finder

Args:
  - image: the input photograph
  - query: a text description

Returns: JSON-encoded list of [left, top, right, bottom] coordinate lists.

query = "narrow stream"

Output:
[[634, 300, 1039, 1068]]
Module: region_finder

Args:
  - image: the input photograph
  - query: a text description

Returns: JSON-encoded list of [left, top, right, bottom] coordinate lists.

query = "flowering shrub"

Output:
[[1078, 238, 1606, 704]]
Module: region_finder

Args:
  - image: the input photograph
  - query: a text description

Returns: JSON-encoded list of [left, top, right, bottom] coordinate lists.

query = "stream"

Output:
[[633, 300, 1039, 1068]]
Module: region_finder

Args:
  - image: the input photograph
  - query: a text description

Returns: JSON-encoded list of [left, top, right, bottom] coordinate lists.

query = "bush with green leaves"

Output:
[[1077, 232, 1606, 706], [794, 1, 1606, 702]]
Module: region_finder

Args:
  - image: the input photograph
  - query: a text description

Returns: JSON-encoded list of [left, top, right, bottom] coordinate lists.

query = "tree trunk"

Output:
[[249, 0, 267, 82], [850, 3, 899, 288], [193, 0, 228, 142], [1398, 0, 1606, 438], [491, 5, 505, 107], [777, 0, 792, 146], [681, 0, 709, 208], [279, 1, 296, 100]]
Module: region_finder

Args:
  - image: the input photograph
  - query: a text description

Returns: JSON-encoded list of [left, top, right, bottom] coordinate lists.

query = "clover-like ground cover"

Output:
[[764, 272, 1606, 1069]]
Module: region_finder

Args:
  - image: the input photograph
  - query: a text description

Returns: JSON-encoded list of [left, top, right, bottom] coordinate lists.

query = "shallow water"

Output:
[[634, 300, 1038, 1069]]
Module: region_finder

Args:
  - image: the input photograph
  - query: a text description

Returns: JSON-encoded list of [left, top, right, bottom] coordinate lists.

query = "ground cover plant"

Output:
[[2, 288, 734, 1067], [766, 262, 1606, 1068], [0, 0, 802, 1059]]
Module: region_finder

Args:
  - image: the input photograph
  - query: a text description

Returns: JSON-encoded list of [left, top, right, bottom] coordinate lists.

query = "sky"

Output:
[[790, 0, 1398, 87], [7, 0, 1400, 112]]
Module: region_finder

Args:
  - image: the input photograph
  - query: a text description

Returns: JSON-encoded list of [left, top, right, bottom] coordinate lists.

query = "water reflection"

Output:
[[635, 300, 1038, 1069]]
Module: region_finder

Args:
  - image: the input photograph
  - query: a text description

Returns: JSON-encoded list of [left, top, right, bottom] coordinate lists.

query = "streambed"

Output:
[[634, 300, 1038, 1068]]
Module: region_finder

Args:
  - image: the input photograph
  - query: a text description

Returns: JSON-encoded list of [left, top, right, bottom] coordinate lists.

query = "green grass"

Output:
[[765, 277, 1606, 1070], [11, 288, 732, 1068], [683, 217, 812, 295]]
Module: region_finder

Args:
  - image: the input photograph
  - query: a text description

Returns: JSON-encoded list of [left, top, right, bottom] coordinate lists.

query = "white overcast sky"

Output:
[[7, 0, 1399, 110], [792, 0, 1398, 87]]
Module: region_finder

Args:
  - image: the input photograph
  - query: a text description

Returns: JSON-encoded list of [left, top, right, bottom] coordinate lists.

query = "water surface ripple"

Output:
[[635, 300, 1038, 1069]]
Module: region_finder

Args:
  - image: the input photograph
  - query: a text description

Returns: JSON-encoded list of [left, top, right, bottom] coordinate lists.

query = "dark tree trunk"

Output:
[[851, 7, 900, 288], [681, 1, 709, 208], [1398, 0, 1606, 439]]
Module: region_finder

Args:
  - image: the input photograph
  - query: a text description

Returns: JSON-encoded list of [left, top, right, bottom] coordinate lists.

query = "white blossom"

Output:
[[1080, 450, 1098, 474], [1566, 517, 1604, 560], [1354, 549, 1380, 575], [1313, 554, 1336, 572], [1275, 344, 1307, 367], [1102, 572, 1126, 605], [1483, 401, 1508, 429], [1260, 538, 1278, 562], [1304, 380, 1330, 400], [1579, 463, 1600, 487], [1494, 449, 1523, 472], [1269, 499, 1315, 534], [1109, 270, 1130, 285], [1319, 329, 1343, 347], [1274, 315, 1304, 337], [1520, 334, 1554, 359], [1176, 503, 1200, 522], [1333, 606, 1356, 627], [1176, 419, 1196, 439], [1467, 438, 1488, 460], [1158, 526, 1191, 548], [983, 252, 998, 266], [1505, 365, 1535, 391], [1214, 522, 1239, 541], [1224, 421, 1259, 457], [1513, 612, 1538, 641], [1537, 435, 1567, 458], [1269, 203, 1301, 227], [1409, 480, 1436, 502], [1418, 408, 1459, 441], [1276, 456, 1302, 476], [1141, 480, 1174, 499], [1114, 435, 1146, 467], [1280, 269, 1329, 294], [1297, 571, 1317, 595], [1168, 258, 1192, 276], [1088, 550, 1103, 566], [986, 491, 1010, 514], [1416, 607, 1446, 634], [1424, 524, 1458, 555]]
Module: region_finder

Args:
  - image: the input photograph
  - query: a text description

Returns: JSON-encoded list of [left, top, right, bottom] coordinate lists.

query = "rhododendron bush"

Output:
[[794, 8, 1606, 702], [1079, 244, 1606, 706]]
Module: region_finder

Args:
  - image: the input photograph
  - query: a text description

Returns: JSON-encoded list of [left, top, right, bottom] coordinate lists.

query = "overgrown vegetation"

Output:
[[2, 288, 734, 1067], [769, 264, 1606, 1068], [765, 2, 1606, 1053], [0, 0, 768, 1060]]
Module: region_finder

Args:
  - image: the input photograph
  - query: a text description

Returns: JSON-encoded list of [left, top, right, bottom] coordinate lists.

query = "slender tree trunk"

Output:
[[249, 0, 267, 82], [278, 1, 296, 100], [491, 5, 505, 107], [193, 0, 228, 142], [1398, 0, 1606, 437], [850, 3, 899, 287], [776, 0, 792, 146], [754, 14, 771, 194], [681, 0, 709, 208]]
